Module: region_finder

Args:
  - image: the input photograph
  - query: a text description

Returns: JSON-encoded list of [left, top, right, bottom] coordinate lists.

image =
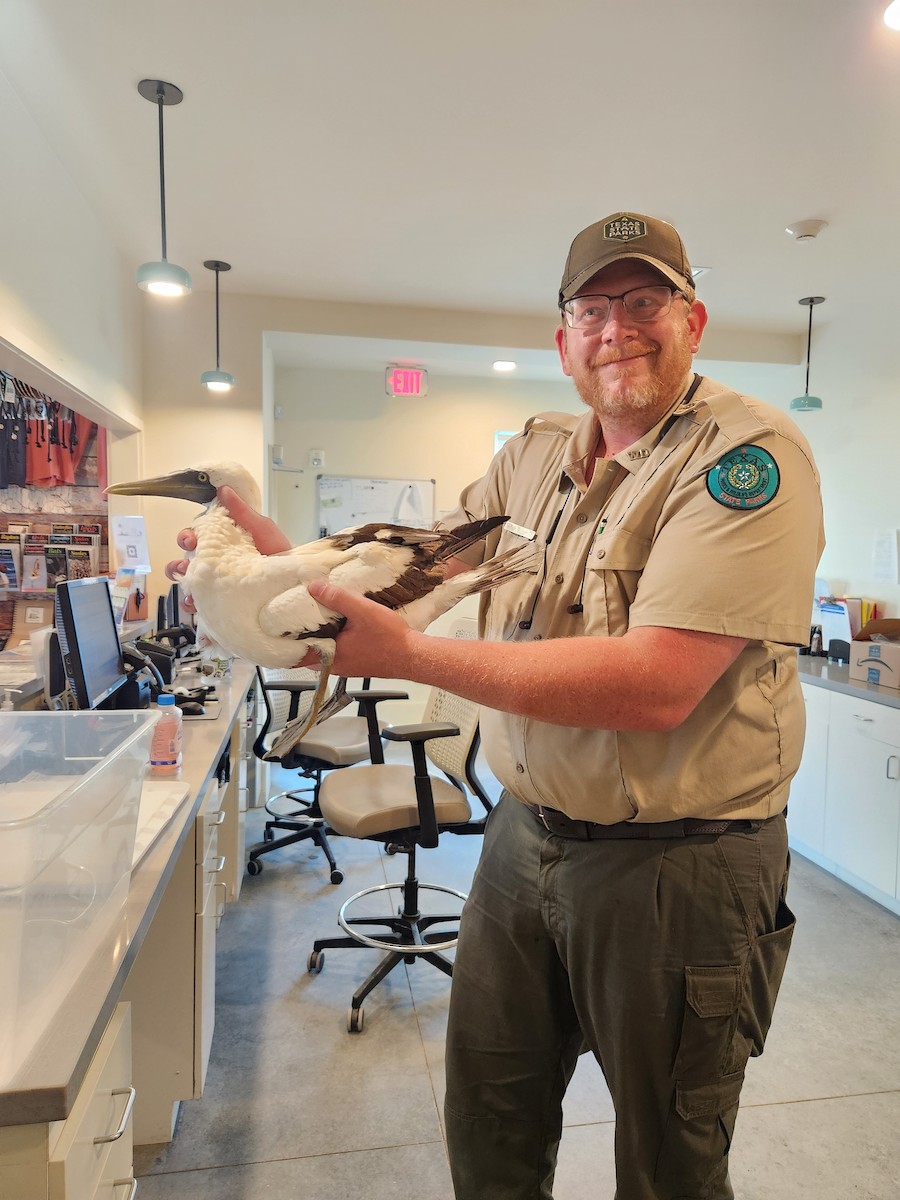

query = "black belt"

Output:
[[525, 803, 767, 841]]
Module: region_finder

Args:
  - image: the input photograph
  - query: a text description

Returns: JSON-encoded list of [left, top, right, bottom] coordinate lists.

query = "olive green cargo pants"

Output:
[[444, 795, 794, 1200]]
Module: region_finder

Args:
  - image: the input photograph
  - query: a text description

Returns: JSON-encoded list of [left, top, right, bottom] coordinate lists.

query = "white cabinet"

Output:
[[790, 679, 900, 915], [194, 779, 226, 1097], [823, 691, 900, 899], [0, 1003, 134, 1200], [788, 683, 830, 854]]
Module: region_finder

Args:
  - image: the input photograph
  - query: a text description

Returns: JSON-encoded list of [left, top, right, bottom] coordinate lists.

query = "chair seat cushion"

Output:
[[285, 716, 374, 767], [320, 764, 472, 838]]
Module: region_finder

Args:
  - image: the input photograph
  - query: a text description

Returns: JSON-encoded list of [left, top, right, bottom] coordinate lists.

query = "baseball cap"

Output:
[[559, 212, 695, 303]]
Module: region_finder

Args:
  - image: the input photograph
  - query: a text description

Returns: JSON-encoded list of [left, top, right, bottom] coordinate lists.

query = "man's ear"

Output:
[[555, 324, 573, 377], [687, 299, 709, 354]]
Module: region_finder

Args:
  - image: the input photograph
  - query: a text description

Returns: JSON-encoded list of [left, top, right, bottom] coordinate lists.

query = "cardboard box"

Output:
[[848, 619, 900, 690]]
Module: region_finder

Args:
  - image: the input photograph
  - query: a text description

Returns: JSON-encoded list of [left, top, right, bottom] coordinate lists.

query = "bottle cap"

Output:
[[157, 693, 176, 706]]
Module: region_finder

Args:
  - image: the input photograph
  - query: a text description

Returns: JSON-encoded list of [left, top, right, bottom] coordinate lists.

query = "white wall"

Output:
[[0, 65, 142, 436]]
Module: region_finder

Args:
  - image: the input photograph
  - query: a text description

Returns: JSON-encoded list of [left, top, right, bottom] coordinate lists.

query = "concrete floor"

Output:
[[135, 761, 900, 1199]]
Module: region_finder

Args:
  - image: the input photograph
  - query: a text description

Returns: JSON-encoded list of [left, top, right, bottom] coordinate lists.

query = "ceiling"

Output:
[[2, 1, 900, 381]]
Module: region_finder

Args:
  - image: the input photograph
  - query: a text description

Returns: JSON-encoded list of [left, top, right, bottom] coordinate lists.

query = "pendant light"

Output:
[[789, 296, 825, 412], [201, 261, 235, 392], [135, 79, 192, 297]]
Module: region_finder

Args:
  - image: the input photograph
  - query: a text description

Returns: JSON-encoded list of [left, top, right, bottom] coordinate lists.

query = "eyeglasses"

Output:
[[560, 285, 686, 330]]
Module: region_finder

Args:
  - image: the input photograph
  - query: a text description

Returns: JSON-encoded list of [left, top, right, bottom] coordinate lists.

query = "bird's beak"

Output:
[[106, 468, 218, 505]]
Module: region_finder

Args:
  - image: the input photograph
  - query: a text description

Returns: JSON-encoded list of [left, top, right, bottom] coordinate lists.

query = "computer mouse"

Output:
[[177, 700, 205, 716]]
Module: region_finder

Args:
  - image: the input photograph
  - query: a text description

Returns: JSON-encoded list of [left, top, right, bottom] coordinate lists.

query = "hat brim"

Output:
[[560, 253, 691, 303]]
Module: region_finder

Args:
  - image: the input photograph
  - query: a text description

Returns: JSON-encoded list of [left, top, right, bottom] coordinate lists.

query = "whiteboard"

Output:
[[316, 475, 436, 536]]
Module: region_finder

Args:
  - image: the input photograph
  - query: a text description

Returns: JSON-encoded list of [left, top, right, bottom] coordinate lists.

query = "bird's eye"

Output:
[[198, 472, 209, 482]]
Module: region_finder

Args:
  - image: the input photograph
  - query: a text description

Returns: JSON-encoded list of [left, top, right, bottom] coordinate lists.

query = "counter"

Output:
[[0, 659, 257, 1130], [794, 654, 900, 919], [798, 653, 900, 709]]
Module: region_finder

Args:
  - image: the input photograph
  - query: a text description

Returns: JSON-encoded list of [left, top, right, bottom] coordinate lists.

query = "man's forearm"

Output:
[[387, 625, 745, 733]]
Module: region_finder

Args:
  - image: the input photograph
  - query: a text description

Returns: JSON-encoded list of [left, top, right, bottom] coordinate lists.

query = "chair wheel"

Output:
[[307, 949, 325, 973], [330, 869, 344, 885], [348, 1005, 364, 1033], [247, 859, 262, 876]]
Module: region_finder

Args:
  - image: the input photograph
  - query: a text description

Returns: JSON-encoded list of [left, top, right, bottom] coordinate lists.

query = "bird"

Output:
[[106, 462, 536, 758]]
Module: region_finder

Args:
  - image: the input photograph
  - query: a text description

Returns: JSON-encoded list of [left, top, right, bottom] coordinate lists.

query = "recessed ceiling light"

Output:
[[493, 360, 517, 372], [885, 0, 900, 29]]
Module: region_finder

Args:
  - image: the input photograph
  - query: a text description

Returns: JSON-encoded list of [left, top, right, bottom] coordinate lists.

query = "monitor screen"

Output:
[[157, 581, 182, 634], [55, 578, 129, 710]]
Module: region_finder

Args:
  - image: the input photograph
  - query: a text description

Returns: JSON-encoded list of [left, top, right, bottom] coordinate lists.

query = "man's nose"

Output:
[[598, 298, 639, 338]]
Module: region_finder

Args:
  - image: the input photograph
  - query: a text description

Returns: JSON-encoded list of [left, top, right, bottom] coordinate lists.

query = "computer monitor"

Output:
[[54, 578, 129, 710], [156, 581, 182, 635]]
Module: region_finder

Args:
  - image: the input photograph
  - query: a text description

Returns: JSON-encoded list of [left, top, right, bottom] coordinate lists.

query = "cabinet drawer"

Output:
[[48, 1004, 133, 1200], [829, 690, 900, 746]]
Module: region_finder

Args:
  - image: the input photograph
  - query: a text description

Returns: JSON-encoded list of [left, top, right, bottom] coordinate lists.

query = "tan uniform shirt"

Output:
[[443, 374, 825, 823]]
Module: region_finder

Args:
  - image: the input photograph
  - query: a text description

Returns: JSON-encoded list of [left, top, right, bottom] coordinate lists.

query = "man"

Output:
[[170, 212, 824, 1199]]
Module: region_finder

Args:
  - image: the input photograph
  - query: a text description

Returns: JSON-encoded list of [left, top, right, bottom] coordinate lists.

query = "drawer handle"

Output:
[[888, 755, 900, 781], [212, 810, 226, 826], [852, 714, 875, 723], [113, 1179, 138, 1200], [211, 855, 226, 874], [94, 1086, 136, 1143], [216, 880, 227, 923]]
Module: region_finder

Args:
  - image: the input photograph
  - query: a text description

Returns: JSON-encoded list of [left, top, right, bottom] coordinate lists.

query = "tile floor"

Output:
[[135, 760, 900, 1198]]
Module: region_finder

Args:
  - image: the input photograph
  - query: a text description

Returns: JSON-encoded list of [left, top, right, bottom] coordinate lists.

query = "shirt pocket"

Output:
[[583, 527, 652, 636]]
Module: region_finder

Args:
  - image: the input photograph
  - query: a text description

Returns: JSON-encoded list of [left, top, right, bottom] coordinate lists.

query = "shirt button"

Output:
[[596, 548, 606, 559], [554, 573, 564, 584], [516, 763, 525, 773], [576, 513, 588, 524]]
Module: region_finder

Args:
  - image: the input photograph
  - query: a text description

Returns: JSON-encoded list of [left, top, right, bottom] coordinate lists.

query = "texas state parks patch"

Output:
[[706, 445, 780, 510]]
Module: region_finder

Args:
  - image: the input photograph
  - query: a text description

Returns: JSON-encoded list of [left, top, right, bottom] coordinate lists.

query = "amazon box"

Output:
[[848, 619, 900, 690]]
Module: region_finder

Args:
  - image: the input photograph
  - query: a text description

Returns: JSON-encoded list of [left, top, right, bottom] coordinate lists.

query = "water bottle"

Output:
[[150, 693, 183, 772]]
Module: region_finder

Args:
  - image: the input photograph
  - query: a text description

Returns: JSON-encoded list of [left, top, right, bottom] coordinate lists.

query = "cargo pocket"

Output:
[[674, 965, 742, 1081], [736, 896, 796, 1061], [657, 965, 746, 1193]]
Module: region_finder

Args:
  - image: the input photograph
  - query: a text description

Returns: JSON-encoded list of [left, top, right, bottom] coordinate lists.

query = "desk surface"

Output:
[[0, 659, 256, 1128]]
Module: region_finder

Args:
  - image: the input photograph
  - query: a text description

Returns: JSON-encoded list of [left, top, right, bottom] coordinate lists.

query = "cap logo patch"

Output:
[[604, 216, 647, 243], [706, 445, 780, 510]]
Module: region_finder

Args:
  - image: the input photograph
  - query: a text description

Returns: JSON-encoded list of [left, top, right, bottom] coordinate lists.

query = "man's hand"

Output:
[[306, 579, 418, 679], [165, 484, 292, 611]]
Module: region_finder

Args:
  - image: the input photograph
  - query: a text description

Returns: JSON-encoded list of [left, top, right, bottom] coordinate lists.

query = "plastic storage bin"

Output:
[[0, 709, 158, 1086]]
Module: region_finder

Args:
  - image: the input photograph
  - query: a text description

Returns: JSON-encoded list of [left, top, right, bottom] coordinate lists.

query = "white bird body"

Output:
[[107, 462, 535, 752]]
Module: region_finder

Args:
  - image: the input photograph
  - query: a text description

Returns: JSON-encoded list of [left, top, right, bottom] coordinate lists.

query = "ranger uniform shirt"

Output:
[[442, 373, 825, 823]]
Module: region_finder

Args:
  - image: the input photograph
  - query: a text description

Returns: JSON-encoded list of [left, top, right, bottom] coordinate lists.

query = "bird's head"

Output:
[[106, 462, 261, 509]]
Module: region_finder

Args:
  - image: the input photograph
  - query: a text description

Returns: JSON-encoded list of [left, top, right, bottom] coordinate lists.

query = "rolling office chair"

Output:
[[247, 666, 403, 884], [306, 681, 493, 1032]]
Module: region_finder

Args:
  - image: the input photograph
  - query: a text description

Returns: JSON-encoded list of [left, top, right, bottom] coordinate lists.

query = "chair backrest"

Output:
[[418, 619, 492, 818], [256, 665, 318, 751]]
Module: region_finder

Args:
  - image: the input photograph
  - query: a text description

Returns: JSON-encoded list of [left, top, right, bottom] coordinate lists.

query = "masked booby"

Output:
[[106, 462, 534, 756]]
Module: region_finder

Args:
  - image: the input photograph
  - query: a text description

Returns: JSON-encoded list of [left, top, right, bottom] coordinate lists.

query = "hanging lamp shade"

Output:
[[789, 296, 825, 412], [136, 79, 192, 297], [201, 261, 235, 392]]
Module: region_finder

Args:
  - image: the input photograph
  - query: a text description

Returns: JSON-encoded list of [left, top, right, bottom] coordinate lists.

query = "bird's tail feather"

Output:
[[310, 676, 351, 727], [464, 542, 538, 592], [439, 514, 509, 560]]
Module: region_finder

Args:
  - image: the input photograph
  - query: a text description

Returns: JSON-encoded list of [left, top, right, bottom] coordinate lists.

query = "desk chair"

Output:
[[247, 667, 403, 884], [307, 683, 492, 1031]]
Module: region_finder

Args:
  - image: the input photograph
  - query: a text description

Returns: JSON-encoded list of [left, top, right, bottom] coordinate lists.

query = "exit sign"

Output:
[[386, 366, 428, 397]]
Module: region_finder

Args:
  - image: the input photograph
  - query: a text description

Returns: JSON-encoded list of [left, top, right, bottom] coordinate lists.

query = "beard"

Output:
[[568, 324, 694, 423]]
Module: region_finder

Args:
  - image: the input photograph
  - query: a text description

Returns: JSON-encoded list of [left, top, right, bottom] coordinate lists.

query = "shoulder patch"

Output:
[[706, 444, 780, 510]]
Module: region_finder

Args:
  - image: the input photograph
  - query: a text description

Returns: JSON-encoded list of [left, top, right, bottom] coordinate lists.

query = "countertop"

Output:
[[797, 654, 900, 710], [0, 659, 255, 1128]]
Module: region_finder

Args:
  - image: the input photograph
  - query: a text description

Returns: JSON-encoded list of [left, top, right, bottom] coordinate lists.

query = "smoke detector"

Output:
[[785, 219, 828, 242]]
